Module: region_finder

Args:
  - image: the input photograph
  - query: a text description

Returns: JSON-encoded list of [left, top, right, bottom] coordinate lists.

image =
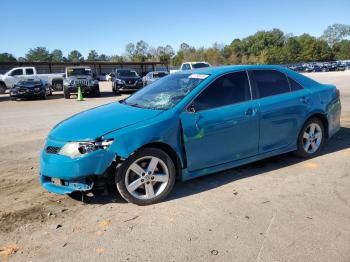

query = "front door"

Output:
[[180, 71, 259, 172], [7, 68, 24, 87]]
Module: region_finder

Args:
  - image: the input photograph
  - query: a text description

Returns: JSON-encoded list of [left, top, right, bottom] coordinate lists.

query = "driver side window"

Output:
[[193, 71, 251, 111], [10, 69, 23, 76]]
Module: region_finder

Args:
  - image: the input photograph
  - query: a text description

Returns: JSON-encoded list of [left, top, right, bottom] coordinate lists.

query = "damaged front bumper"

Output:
[[40, 175, 94, 194], [40, 138, 116, 195]]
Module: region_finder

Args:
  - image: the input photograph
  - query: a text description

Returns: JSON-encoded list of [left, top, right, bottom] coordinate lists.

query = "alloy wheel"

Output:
[[302, 123, 322, 154], [125, 156, 169, 200]]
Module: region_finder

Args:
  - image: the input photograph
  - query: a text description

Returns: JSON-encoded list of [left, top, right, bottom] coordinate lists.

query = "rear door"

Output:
[[249, 70, 311, 153], [180, 71, 259, 171]]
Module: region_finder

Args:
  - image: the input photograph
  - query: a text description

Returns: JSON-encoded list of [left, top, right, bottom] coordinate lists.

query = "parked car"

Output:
[[106, 73, 116, 81], [96, 73, 108, 81], [40, 65, 341, 205], [170, 62, 211, 73], [63, 66, 100, 99], [112, 69, 143, 95], [10, 79, 52, 100], [142, 71, 169, 86], [336, 63, 346, 71], [0, 67, 64, 94]]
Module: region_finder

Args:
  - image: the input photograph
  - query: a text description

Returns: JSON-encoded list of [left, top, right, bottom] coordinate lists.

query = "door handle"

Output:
[[300, 96, 309, 104], [245, 108, 258, 117]]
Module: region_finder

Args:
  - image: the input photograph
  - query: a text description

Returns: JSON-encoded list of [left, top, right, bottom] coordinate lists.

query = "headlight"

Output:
[[64, 80, 74, 86], [58, 139, 114, 158], [116, 79, 124, 84]]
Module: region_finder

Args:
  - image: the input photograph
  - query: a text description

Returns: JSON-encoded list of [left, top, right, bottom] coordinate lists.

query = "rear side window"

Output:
[[252, 70, 290, 98], [194, 71, 251, 111], [288, 77, 304, 91], [26, 68, 34, 75], [192, 63, 210, 69]]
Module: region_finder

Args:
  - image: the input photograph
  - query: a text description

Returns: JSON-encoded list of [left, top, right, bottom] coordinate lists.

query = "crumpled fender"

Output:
[[105, 113, 185, 168]]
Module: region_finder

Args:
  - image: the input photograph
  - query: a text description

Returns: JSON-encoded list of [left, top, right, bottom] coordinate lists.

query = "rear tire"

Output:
[[53, 81, 63, 91], [116, 148, 176, 205], [63, 88, 70, 99], [295, 118, 325, 158]]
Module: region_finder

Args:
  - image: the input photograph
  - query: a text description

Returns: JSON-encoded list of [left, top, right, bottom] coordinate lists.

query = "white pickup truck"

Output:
[[0, 67, 64, 93], [170, 61, 211, 74]]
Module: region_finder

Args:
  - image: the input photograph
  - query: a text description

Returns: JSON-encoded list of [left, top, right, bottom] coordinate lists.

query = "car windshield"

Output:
[[153, 72, 168, 78], [123, 73, 208, 110], [192, 63, 210, 69], [118, 70, 139, 77], [67, 68, 91, 77]]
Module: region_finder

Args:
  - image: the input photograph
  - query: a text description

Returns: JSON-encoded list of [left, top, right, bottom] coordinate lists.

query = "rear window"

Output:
[[26, 68, 34, 75], [288, 77, 304, 91], [153, 72, 168, 78], [192, 63, 210, 69], [252, 70, 290, 98]]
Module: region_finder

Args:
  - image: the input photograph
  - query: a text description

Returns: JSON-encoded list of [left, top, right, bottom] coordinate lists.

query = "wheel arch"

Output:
[[139, 142, 183, 179], [51, 78, 63, 84], [303, 112, 329, 138]]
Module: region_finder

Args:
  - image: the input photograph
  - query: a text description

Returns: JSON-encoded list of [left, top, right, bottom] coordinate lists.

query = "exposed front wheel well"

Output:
[[140, 142, 183, 179]]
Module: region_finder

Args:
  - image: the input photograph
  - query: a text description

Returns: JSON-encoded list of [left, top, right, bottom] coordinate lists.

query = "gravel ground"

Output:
[[0, 71, 349, 262]]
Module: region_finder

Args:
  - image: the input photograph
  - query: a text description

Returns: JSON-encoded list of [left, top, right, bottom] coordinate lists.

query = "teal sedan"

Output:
[[40, 65, 341, 205]]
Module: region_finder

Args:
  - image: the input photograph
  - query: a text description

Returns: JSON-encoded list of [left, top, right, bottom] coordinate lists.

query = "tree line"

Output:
[[0, 24, 349, 66]]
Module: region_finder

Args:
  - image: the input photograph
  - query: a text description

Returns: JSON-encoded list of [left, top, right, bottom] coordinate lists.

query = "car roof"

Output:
[[175, 65, 289, 75]]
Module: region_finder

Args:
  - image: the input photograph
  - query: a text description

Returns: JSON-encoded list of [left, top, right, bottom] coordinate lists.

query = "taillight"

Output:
[[336, 88, 340, 98]]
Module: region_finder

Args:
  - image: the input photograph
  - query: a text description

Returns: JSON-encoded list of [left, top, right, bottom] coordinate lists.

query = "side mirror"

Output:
[[187, 102, 197, 113]]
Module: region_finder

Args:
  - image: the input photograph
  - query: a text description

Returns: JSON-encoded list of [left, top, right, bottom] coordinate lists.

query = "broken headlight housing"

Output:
[[58, 139, 114, 158]]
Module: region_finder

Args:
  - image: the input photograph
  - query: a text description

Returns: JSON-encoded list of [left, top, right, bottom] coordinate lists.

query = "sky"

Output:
[[1, 0, 350, 58]]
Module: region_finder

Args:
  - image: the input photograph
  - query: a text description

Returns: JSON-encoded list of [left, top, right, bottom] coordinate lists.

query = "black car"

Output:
[[336, 64, 346, 71], [112, 69, 143, 95], [10, 79, 52, 100]]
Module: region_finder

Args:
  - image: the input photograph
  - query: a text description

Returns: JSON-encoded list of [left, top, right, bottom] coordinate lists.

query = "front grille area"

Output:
[[74, 79, 89, 86], [19, 88, 28, 92], [125, 80, 136, 86], [46, 146, 61, 154]]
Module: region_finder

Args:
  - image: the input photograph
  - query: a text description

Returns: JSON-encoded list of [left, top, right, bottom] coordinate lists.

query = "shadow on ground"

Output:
[[71, 126, 350, 205]]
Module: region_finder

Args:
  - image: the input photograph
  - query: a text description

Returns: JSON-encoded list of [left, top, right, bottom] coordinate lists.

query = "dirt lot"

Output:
[[0, 71, 349, 262]]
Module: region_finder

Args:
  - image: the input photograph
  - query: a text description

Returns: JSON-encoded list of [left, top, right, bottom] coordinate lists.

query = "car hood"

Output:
[[118, 76, 141, 81], [48, 102, 163, 141], [67, 75, 93, 80], [14, 83, 42, 89]]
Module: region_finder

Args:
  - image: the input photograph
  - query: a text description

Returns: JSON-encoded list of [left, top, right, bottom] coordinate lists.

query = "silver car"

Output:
[[142, 71, 168, 86]]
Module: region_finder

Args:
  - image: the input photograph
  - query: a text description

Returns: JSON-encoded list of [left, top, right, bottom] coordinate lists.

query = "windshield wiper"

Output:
[[123, 101, 145, 108]]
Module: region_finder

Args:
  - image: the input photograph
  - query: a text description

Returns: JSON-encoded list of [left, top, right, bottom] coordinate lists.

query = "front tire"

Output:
[[94, 87, 101, 97], [295, 118, 325, 158], [0, 83, 6, 94], [116, 148, 176, 205]]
